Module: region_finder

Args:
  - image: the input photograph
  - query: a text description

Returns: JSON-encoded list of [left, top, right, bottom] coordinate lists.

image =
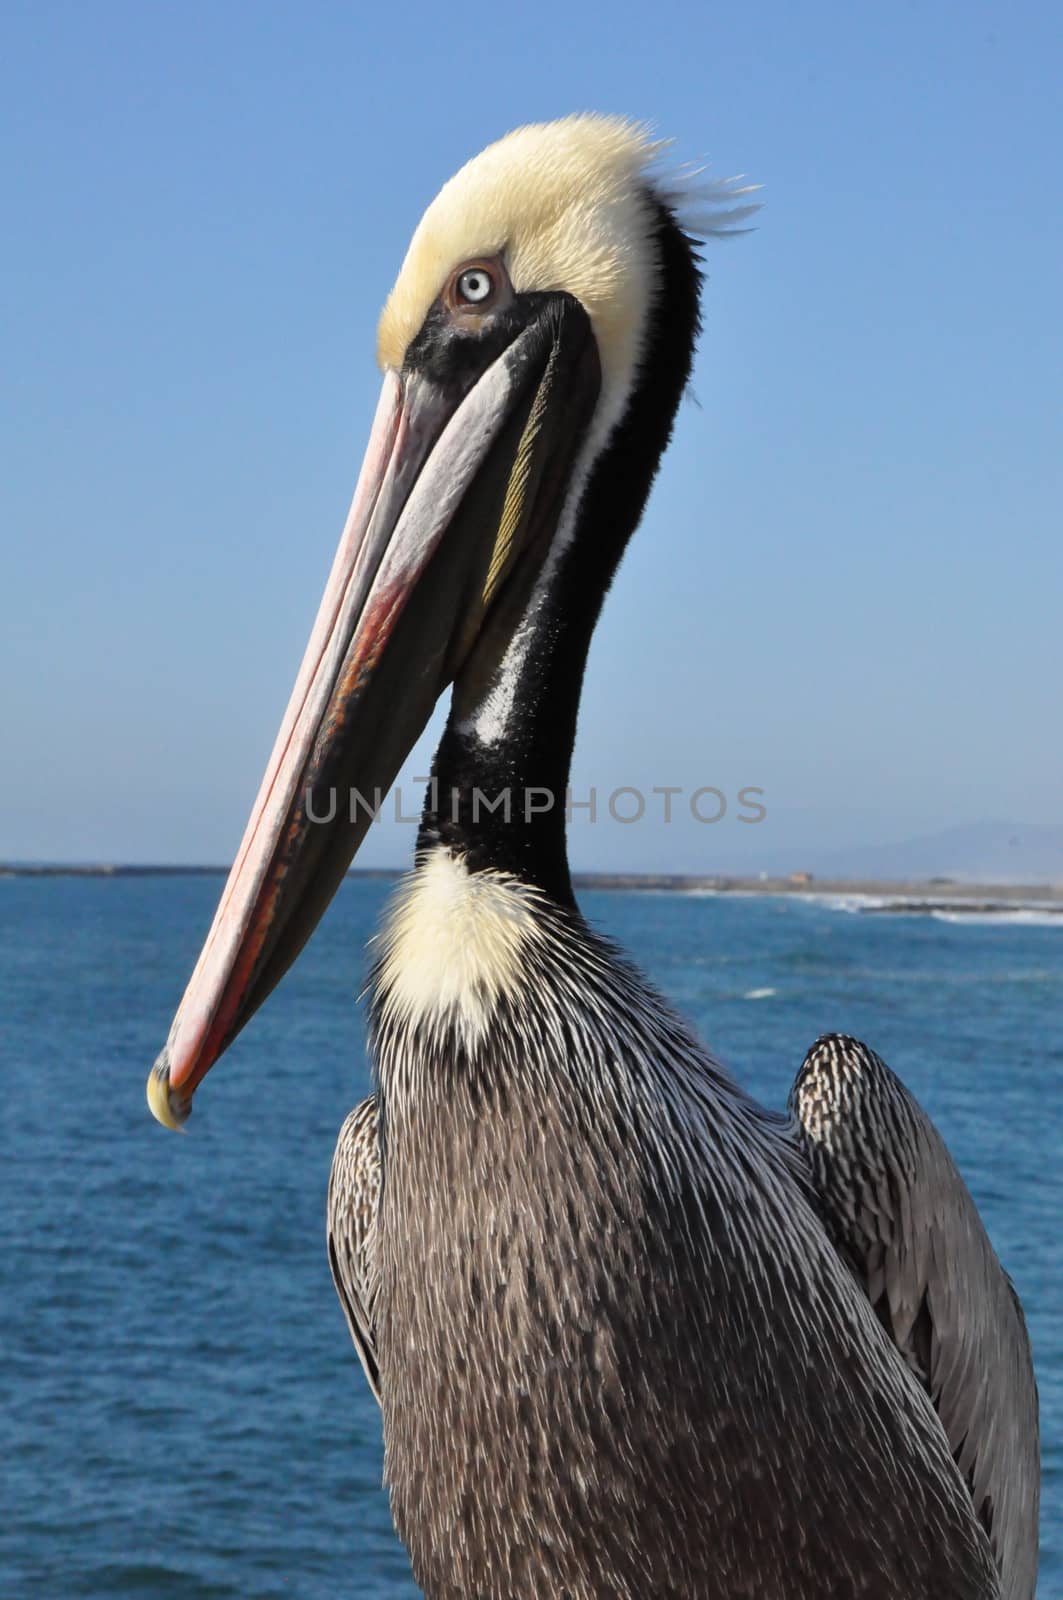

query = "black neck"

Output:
[[417, 205, 703, 905]]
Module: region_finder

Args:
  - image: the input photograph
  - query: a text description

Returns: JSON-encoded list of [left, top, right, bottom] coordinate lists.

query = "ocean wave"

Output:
[[812, 893, 897, 914], [806, 893, 1063, 925], [929, 909, 1063, 928]]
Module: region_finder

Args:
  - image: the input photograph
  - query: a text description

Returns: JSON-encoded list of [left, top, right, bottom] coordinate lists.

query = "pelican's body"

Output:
[[328, 859, 1036, 1597], [149, 116, 1039, 1596]]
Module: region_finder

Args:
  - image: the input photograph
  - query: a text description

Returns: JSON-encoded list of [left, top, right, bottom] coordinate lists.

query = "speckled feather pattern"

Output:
[[327, 854, 1003, 1599], [327, 1097, 381, 1400], [792, 1034, 1039, 1600]]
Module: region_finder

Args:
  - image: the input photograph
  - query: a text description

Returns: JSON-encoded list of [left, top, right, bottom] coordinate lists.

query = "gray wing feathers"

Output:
[[791, 1034, 1039, 1600], [327, 1095, 382, 1403]]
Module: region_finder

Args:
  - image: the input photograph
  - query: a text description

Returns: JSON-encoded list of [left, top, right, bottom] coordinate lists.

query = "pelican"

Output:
[[147, 116, 1039, 1597]]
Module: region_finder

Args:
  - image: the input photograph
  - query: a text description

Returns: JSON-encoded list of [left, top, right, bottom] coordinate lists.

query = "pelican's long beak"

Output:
[[147, 300, 599, 1129]]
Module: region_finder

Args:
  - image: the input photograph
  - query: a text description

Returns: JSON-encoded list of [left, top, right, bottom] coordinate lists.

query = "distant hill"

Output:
[[795, 821, 1063, 886]]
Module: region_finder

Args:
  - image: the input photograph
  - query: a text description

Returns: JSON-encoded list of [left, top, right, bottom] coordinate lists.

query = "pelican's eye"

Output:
[[443, 258, 512, 320], [457, 267, 493, 304]]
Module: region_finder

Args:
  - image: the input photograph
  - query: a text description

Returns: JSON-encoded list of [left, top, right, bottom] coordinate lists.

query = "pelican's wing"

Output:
[[327, 1095, 382, 1403], [790, 1034, 1039, 1600]]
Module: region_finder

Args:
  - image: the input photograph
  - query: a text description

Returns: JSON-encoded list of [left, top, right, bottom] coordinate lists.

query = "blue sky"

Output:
[[2, 0, 1060, 872]]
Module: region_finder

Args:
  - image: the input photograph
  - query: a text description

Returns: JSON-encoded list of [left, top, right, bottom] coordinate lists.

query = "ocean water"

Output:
[[2, 874, 1060, 1598]]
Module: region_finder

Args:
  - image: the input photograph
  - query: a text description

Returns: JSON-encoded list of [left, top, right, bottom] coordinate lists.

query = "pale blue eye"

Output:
[[457, 268, 493, 304]]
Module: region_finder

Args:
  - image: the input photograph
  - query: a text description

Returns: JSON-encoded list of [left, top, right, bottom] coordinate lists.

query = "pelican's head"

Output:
[[147, 115, 753, 1129], [379, 115, 670, 456]]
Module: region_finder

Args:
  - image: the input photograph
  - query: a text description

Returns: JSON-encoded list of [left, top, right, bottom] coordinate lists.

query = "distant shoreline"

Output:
[[2, 861, 1060, 916]]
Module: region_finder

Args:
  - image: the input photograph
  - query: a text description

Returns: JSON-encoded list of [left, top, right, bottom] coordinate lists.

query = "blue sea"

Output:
[[2, 875, 1060, 1597]]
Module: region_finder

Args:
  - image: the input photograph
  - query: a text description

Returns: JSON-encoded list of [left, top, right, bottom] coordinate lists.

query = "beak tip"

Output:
[[147, 1052, 192, 1133]]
